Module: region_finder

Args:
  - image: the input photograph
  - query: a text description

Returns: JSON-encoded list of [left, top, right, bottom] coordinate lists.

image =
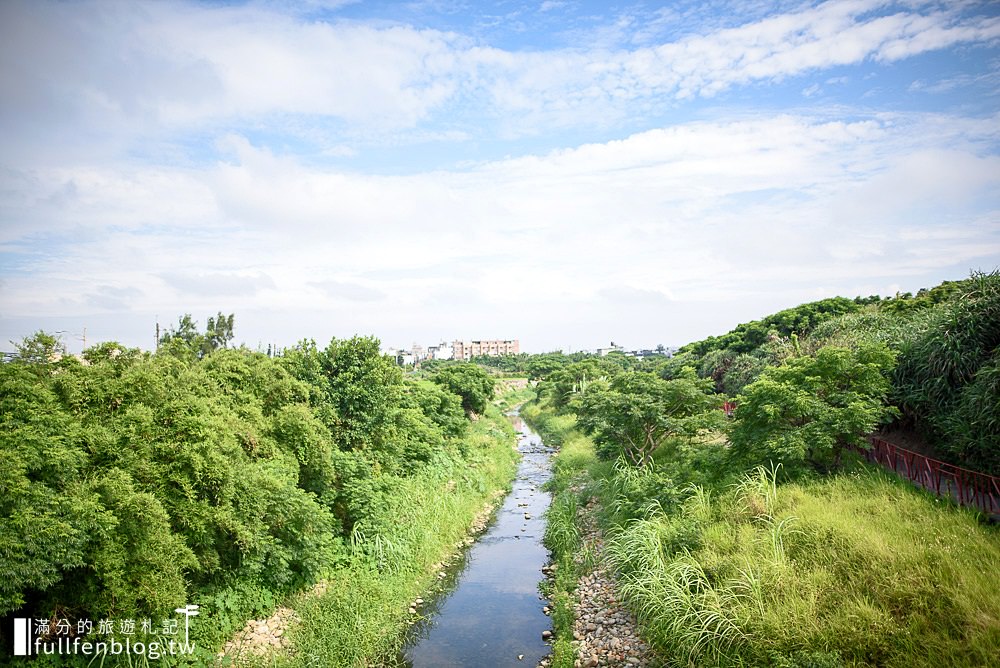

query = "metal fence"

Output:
[[859, 436, 1000, 518]]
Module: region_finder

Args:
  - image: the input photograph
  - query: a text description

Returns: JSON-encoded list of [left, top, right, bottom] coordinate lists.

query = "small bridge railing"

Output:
[[858, 436, 1000, 518]]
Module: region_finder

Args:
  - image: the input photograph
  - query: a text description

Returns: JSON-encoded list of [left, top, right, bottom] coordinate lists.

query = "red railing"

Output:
[[858, 437, 1000, 518]]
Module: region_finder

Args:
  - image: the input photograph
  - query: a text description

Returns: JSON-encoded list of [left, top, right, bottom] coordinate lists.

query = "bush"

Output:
[[576, 371, 722, 467], [404, 379, 467, 439], [0, 326, 492, 658]]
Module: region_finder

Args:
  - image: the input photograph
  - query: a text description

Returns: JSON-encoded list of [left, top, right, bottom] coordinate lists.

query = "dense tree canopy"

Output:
[[0, 325, 486, 654], [729, 344, 898, 473], [892, 271, 1000, 472], [158, 311, 236, 361], [576, 372, 723, 467], [432, 363, 497, 416]]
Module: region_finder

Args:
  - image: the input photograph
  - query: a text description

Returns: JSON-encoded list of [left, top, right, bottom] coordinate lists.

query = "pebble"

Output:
[[217, 603, 302, 664], [537, 496, 653, 668]]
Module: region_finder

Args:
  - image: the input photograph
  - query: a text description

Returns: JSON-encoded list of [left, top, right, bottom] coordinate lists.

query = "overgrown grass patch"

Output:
[[495, 384, 536, 412], [606, 465, 1000, 667]]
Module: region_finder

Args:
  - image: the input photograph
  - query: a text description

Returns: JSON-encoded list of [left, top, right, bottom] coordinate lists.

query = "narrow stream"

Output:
[[400, 412, 555, 667]]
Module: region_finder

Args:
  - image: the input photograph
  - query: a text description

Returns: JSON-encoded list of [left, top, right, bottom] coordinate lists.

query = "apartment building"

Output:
[[452, 339, 520, 360]]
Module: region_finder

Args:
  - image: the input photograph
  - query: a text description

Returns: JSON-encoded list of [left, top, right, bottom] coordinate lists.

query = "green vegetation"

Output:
[[527, 397, 1000, 667], [666, 270, 1000, 475], [577, 372, 724, 466], [4, 270, 997, 667], [521, 402, 605, 668], [1, 318, 520, 666], [523, 270, 1000, 667], [729, 344, 898, 474], [431, 363, 497, 416], [495, 383, 536, 413], [607, 465, 1000, 667], [892, 274, 1000, 472], [275, 411, 518, 667]]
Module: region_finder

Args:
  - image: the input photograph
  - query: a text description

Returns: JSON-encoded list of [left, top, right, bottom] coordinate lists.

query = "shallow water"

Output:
[[400, 413, 555, 667]]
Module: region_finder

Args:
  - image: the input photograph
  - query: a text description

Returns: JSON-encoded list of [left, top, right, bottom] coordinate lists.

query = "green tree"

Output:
[[432, 364, 496, 416], [893, 271, 1000, 472], [11, 330, 65, 366], [721, 353, 769, 396], [576, 372, 723, 467], [524, 352, 573, 380], [205, 312, 235, 353], [541, 358, 623, 410], [404, 379, 468, 439], [729, 344, 897, 473], [159, 312, 236, 360], [282, 336, 403, 452]]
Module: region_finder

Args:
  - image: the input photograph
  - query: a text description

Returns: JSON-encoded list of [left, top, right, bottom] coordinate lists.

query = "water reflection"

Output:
[[399, 413, 555, 668]]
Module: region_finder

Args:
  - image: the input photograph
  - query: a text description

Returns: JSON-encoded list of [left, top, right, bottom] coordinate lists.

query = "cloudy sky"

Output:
[[1, 0, 998, 354]]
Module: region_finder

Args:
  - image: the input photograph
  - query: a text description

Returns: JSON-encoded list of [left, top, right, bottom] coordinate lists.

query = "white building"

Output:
[[431, 341, 454, 360], [595, 341, 624, 356]]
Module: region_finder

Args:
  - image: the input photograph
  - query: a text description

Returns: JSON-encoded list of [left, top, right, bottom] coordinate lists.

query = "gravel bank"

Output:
[[540, 497, 655, 668]]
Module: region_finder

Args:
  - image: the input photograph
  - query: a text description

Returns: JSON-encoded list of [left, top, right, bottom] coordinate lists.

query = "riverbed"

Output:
[[400, 413, 555, 667]]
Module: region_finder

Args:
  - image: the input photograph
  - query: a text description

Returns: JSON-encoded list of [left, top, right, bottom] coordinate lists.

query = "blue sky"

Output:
[[1, 0, 998, 353]]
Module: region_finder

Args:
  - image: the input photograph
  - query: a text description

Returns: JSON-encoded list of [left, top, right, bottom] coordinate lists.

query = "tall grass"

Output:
[[495, 385, 536, 412], [544, 492, 580, 559], [603, 463, 1000, 667], [521, 398, 605, 668]]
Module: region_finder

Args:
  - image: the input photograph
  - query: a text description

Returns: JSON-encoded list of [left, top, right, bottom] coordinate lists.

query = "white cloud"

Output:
[[2, 0, 999, 156], [538, 1, 566, 12], [1, 1, 999, 351], [3, 110, 997, 351]]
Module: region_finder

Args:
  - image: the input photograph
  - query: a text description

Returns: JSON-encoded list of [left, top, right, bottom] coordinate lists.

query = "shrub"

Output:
[[576, 372, 722, 467]]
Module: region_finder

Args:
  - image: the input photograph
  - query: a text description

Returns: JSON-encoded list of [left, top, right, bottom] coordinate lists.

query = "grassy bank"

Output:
[[266, 404, 519, 667], [521, 401, 607, 668], [496, 383, 536, 413], [525, 399, 1000, 668]]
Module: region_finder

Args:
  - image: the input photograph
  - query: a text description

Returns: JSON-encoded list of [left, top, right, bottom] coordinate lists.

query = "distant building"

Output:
[[396, 350, 415, 366], [595, 341, 624, 356], [431, 341, 454, 360], [452, 339, 520, 360]]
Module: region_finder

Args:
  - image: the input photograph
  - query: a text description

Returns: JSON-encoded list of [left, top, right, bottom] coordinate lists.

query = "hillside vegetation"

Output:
[[668, 271, 1000, 474], [526, 270, 1000, 668]]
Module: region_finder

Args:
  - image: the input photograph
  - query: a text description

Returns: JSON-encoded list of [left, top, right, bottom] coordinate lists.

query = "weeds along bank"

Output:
[[273, 409, 518, 667], [524, 397, 1000, 668], [1, 328, 519, 666], [521, 403, 604, 668]]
